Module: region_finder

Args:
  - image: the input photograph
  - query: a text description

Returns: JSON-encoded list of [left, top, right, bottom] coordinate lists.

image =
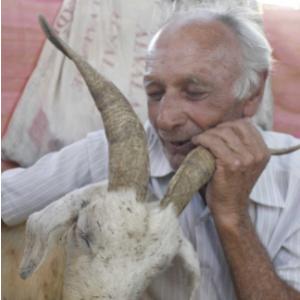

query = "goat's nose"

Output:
[[156, 97, 186, 131]]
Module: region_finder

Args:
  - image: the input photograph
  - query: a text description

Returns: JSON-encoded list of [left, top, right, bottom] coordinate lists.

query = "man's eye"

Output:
[[186, 91, 207, 100], [147, 92, 163, 101]]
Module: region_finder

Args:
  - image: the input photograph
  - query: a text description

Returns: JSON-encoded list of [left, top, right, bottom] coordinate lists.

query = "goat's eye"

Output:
[[75, 225, 93, 249], [73, 210, 97, 251], [80, 230, 91, 248]]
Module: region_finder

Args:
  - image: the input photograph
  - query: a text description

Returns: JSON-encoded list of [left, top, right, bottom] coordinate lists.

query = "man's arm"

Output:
[[2, 131, 108, 226], [215, 210, 300, 300], [193, 118, 300, 300]]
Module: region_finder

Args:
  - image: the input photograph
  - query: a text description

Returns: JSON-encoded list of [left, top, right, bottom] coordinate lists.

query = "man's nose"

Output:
[[156, 96, 186, 131]]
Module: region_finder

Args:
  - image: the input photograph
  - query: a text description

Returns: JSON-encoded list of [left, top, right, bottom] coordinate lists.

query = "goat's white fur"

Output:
[[17, 182, 200, 300]]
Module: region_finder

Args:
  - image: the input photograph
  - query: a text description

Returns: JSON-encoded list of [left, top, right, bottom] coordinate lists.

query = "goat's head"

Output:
[[19, 16, 216, 300]]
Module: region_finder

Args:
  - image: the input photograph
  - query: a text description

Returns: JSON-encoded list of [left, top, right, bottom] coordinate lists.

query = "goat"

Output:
[[2, 16, 300, 300], [2, 16, 209, 300]]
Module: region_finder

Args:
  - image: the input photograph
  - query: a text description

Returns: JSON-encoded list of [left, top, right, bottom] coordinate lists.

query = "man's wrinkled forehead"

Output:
[[148, 11, 215, 49], [146, 12, 241, 65]]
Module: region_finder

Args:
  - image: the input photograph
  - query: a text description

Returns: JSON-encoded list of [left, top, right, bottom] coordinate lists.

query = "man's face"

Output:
[[144, 20, 245, 169]]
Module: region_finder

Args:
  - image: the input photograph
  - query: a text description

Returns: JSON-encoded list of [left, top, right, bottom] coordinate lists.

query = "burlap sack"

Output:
[[2, 0, 177, 166]]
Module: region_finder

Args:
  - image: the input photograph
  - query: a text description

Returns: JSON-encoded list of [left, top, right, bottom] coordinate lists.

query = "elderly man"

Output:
[[2, 5, 300, 300]]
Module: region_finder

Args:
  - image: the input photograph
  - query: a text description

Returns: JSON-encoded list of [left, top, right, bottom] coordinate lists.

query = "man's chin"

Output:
[[167, 153, 187, 171]]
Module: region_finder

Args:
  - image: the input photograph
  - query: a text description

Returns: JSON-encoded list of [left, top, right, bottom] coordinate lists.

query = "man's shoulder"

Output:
[[261, 130, 300, 177], [261, 130, 300, 149], [250, 131, 300, 258], [249, 130, 300, 211]]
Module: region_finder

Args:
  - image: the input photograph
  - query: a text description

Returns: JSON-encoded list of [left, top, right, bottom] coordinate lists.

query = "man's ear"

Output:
[[242, 70, 268, 118]]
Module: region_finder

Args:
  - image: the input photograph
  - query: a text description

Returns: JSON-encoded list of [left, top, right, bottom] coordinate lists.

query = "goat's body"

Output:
[[2, 183, 199, 300], [2, 223, 65, 300], [2, 224, 153, 300]]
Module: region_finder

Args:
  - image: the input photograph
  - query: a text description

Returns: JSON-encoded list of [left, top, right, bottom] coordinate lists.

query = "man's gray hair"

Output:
[[171, 3, 273, 102], [212, 5, 272, 101]]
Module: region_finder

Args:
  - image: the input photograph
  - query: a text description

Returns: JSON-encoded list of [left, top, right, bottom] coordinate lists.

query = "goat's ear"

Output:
[[19, 184, 101, 279]]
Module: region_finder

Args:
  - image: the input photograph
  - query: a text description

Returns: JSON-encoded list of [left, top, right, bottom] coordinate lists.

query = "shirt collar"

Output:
[[250, 160, 286, 208], [145, 121, 174, 177], [249, 128, 286, 208], [146, 121, 286, 209]]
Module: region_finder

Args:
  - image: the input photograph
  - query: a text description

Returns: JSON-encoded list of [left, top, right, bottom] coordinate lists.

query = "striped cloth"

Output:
[[2, 121, 300, 299]]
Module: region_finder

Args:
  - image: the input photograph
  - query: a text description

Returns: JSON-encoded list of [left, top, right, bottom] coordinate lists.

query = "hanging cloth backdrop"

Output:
[[2, 0, 272, 167], [2, 0, 177, 166]]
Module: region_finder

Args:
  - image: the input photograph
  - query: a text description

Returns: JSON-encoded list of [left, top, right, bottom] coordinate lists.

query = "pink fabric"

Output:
[[2, 2, 300, 138], [1, 0, 62, 135], [263, 5, 300, 137]]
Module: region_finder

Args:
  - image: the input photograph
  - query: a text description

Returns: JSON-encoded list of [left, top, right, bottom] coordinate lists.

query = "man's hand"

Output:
[[192, 118, 270, 225], [192, 119, 300, 300]]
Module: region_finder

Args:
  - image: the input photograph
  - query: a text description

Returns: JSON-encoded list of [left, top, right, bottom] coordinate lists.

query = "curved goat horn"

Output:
[[161, 144, 300, 216], [160, 146, 215, 215], [39, 16, 149, 201]]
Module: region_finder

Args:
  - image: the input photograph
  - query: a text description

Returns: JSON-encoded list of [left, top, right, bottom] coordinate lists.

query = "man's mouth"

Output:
[[170, 139, 190, 147], [163, 138, 195, 154], [172, 139, 189, 146]]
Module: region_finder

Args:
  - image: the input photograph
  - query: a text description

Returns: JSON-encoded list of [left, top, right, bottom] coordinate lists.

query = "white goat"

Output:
[[2, 15, 300, 300], [3, 16, 213, 300]]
